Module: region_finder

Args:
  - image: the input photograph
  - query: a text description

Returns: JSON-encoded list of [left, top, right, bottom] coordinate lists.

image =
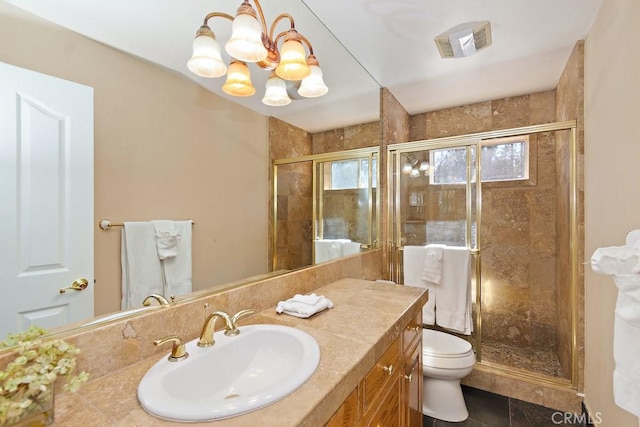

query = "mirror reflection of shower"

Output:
[[314, 154, 377, 263], [272, 148, 379, 271]]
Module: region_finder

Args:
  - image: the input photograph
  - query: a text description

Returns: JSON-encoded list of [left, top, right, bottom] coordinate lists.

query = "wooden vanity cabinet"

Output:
[[326, 311, 423, 427], [402, 311, 423, 427]]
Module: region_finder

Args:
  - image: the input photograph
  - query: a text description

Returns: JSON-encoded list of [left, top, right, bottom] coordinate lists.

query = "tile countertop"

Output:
[[52, 278, 428, 426]]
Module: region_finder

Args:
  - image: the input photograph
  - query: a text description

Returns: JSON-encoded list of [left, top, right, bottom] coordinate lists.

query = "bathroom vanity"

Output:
[[44, 276, 427, 426]]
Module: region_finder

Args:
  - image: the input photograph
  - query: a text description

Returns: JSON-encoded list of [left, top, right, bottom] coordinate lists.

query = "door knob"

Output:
[[59, 278, 89, 294]]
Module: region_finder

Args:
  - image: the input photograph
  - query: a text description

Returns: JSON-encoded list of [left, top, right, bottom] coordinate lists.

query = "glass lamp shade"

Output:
[[298, 64, 328, 98], [275, 38, 310, 81], [222, 61, 256, 97], [262, 75, 291, 106], [225, 13, 267, 63], [187, 33, 227, 78]]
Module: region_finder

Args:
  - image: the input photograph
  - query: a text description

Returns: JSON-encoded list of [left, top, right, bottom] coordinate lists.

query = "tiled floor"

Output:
[[422, 386, 589, 427]]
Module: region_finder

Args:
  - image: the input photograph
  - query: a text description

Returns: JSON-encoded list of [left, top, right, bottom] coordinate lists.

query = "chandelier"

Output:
[[187, 0, 329, 106]]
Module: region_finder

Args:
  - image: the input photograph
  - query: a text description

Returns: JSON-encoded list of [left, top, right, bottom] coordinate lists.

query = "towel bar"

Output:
[[99, 218, 195, 231]]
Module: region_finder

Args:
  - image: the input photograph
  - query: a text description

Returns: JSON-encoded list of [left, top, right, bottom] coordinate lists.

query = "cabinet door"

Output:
[[365, 374, 402, 427], [404, 342, 423, 427], [326, 386, 360, 427]]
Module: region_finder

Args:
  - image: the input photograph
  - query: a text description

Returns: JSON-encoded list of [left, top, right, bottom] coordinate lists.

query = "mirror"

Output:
[[0, 1, 380, 340], [272, 148, 379, 271]]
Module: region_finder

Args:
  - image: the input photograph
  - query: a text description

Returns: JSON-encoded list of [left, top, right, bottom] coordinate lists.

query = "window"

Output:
[[430, 136, 529, 185], [326, 158, 377, 190]]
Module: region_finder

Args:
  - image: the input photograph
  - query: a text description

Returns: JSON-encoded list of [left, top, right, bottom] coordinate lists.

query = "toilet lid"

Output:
[[422, 329, 472, 357]]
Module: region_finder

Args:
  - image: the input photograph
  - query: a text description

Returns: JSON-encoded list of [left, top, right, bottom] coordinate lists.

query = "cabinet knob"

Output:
[[404, 374, 413, 383], [383, 365, 394, 375], [407, 324, 421, 332]]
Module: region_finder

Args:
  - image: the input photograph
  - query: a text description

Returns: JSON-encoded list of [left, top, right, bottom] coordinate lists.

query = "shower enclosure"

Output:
[[388, 121, 578, 386]]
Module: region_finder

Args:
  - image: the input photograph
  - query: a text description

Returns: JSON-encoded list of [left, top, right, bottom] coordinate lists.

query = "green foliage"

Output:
[[0, 326, 89, 425]]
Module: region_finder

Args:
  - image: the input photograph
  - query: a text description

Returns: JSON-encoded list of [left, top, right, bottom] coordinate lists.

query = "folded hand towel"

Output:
[[276, 293, 334, 318], [591, 245, 640, 275], [151, 220, 179, 260], [421, 244, 445, 283], [162, 220, 193, 298]]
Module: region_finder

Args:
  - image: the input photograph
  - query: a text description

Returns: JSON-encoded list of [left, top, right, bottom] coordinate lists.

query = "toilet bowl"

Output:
[[422, 329, 476, 422]]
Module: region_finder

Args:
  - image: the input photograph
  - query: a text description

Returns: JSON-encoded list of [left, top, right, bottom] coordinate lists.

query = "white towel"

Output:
[[162, 220, 193, 298], [342, 241, 361, 256], [613, 291, 640, 417], [435, 246, 472, 335], [276, 293, 333, 318], [590, 230, 640, 416], [403, 246, 436, 324], [151, 220, 179, 260], [591, 245, 640, 275], [315, 239, 346, 263], [121, 222, 163, 309], [421, 244, 445, 283]]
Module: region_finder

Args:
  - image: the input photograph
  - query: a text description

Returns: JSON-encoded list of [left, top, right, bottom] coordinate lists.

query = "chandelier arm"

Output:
[[203, 11, 234, 25], [252, 0, 269, 36], [298, 33, 314, 55], [269, 13, 295, 43]]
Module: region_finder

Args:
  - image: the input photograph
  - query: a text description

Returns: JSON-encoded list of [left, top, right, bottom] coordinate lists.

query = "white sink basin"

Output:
[[137, 324, 320, 422]]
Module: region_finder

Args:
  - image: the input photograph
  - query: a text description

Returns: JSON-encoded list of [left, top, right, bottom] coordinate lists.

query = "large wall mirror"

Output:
[[0, 1, 380, 341]]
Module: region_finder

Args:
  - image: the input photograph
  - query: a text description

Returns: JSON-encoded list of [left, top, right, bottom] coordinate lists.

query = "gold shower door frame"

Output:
[[387, 120, 579, 389], [272, 147, 380, 271]]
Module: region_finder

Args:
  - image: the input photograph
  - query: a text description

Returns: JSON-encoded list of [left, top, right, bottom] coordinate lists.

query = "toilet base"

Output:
[[422, 376, 469, 422]]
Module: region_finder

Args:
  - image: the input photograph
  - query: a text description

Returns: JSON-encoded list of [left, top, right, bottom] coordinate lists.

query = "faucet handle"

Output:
[[154, 335, 189, 362], [226, 309, 254, 336]]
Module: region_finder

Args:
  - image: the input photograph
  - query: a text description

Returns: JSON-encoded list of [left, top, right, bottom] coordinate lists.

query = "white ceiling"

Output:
[[5, 0, 603, 133]]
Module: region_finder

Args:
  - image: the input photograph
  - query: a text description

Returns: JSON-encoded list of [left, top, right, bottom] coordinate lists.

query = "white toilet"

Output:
[[422, 329, 476, 422]]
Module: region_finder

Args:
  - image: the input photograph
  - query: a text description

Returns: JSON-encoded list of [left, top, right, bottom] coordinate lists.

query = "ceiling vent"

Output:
[[434, 21, 492, 58]]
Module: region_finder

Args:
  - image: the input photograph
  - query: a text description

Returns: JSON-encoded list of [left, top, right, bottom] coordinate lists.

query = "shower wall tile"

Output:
[[408, 90, 555, 140], [312, 121, 380, 154]]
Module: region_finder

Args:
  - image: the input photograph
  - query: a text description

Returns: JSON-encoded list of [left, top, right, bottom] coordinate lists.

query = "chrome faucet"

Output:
[[142, 293, 171, 306], [154, 335, 189, 362]]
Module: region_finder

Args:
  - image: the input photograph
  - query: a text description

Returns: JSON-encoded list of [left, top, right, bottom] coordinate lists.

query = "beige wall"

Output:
[[585, 0, 640, 425], [0, 3, 269, 316]]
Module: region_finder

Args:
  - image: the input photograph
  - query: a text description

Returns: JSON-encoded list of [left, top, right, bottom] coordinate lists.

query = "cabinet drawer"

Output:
[[403, 311, 423, 352], [362, 337, 401, 413]]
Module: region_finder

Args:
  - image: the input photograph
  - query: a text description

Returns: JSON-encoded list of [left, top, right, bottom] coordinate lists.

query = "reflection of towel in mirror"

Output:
[[162, 220, 193, 298], [276, 293, 333, 318], [151, 220, 179, 260], [121, 222, 163, 310], [342, 242, 361, 256]]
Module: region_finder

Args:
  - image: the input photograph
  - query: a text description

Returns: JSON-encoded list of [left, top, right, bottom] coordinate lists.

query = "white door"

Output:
[[0, 61, 94, 339]]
